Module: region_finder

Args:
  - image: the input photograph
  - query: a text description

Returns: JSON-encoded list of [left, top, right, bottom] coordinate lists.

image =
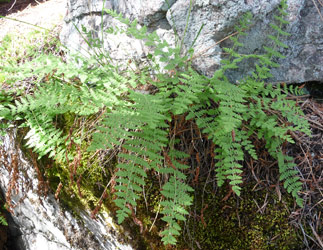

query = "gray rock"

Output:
[[0, 129, 133, 250], [168, 0, 323, 83], [60, 0, 176, 68], [109, 0, 176, 26], [60, 0, 323, 83]]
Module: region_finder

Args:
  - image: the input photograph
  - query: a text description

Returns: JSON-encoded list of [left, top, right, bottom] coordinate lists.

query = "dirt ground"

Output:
[[0, 0, 66, 40], [0, 0, 41, 17]]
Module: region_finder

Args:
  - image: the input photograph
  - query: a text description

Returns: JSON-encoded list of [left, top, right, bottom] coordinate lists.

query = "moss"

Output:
[[46, 144, 109, 210], [40, 113, 108, 213], [176, 183, 303, 250], [119, 170, 167, 249]]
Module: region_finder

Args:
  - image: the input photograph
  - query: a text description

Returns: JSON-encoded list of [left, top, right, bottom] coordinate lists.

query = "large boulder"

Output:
[[60, 0, 323, 83]]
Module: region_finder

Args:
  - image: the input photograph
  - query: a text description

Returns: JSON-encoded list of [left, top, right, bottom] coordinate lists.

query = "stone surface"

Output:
[[60, 0, 175, 67], [60, 0, 323, 84], [168, 0, 323, 83], [0, 130, 133, 250]]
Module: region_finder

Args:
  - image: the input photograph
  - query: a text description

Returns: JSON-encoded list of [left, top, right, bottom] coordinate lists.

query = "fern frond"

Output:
[[160, 149, 193, 245], [214, 132, 244, 195], [277, 151, 304, 207], [90, 91, 169, 223]]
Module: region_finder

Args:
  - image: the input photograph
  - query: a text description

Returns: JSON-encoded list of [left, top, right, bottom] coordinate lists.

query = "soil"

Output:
[[0, 0, 41, 17], [0, 0, 66, 40]]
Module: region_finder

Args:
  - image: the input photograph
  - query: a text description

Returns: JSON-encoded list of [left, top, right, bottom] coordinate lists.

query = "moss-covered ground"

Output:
[[177, 183, 303, 250], [115, 177, 306, 249]]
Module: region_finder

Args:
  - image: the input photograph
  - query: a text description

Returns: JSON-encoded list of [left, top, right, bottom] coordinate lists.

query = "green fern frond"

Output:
[[214, 132, 244, 194], [277, 151, 304, 207], [90, 91, 169, 223], [160, 149, 193, 245]]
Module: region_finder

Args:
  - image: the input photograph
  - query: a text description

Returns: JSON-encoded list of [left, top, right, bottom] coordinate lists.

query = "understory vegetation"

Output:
[[0, 0, 317, 248]]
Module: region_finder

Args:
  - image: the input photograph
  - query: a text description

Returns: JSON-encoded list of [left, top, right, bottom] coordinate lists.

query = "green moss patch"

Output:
[[177, 183, 302, 250]]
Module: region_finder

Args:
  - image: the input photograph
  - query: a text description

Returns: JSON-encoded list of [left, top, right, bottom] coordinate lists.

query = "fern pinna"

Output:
[[0, 0, 311, 246]]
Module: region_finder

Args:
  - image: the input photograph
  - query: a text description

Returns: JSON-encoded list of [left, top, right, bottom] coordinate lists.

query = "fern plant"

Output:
[[0, 0, 311, 246]]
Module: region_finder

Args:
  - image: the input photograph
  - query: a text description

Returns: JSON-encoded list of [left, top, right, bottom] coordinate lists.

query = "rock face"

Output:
[[60, 0, 323, 83], [60, 0, 176, 67], [0, 130, 133, 250]]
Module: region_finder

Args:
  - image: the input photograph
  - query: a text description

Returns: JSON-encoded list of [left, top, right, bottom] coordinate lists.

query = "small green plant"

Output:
[[0, 214, 7, 226], [0, 0, 310, 246], [0, 198, 8, 226]]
